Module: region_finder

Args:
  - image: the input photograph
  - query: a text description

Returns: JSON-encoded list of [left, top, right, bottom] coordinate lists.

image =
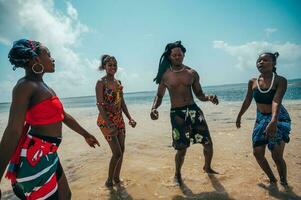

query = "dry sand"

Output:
[[1, 101, 301, 200]]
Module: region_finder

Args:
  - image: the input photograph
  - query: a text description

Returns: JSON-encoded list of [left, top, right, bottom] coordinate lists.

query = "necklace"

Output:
[[170, 66, 185, 73], [257, 72, 275, 93], [104, 75, 115, 82]]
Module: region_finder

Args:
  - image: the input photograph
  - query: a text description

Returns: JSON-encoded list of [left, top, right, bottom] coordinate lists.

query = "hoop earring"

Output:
[[32, 63, 44, 74]]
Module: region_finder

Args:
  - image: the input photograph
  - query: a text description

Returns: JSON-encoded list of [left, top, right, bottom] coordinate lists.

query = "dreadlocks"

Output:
[[153, 41, 186, 84]]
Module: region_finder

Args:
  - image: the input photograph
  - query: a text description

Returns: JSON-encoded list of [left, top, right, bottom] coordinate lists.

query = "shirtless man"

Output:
[[150, 41, 219, 185]]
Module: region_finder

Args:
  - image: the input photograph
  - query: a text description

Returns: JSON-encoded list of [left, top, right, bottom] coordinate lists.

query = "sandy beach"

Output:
[[1, 101, 301, 200]]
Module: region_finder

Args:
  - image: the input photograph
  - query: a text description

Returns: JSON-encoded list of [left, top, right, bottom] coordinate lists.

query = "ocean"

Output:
[[0, 79, 300, 113]]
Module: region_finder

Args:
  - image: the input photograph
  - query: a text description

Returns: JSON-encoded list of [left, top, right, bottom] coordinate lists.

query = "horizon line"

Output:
[[0, 78, 300, 104]]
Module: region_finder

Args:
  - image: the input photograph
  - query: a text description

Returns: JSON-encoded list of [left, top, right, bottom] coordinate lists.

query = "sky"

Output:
[[0, 0, 300, 102]]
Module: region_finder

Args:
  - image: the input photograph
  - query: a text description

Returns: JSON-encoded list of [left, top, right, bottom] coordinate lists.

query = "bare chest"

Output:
[[164, 72, 194, 89]]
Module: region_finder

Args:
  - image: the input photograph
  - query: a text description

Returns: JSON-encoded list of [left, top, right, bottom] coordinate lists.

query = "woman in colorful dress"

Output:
[[96, 55, 136, 188], [0, 39, 100, 199], [236, 52, 291, 189]]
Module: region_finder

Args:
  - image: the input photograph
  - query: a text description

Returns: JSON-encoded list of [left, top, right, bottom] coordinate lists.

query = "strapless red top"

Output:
[[25, 96, 64, 125]]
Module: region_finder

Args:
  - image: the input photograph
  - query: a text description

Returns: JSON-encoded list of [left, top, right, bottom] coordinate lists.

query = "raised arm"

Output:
[[236, 79, 254, 128], [62, 111, 100, 148], [192, 70, 218, 104], [150, 81, 166, 120], [0, 82, 32, 183]]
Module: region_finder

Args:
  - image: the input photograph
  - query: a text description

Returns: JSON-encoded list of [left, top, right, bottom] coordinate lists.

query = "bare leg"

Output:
[[58, 168, 72, 200], [271, 141, 287, 186], [202, 140, 218, 174], [175, 148, 187, 185], [113, 134, 125, 184], [106, 135, 122, 187], [253, 145, 277, 183]]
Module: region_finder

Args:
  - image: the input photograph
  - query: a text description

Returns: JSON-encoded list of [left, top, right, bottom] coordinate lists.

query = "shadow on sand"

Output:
[[172, 174, 235, 200], [108, 184, 134, 200], [258, 183, 301, 200]]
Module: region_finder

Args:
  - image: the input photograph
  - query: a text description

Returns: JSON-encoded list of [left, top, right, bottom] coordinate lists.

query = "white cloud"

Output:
[[264, 28, 277, 37], [0, 36, 10, 45], [213, 40, 301, 70], [66, 2, 78, 20], [116, 67, 140, 79], [0, 0, 97, 99]]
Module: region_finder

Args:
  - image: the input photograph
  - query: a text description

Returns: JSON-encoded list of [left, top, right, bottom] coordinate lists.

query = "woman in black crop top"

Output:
[[236, 52, 291, 190]]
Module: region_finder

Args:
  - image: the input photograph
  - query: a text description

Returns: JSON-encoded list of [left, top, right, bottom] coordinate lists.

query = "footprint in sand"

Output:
[[258, 176, 275, 185], [160, 176, 181, 188], [161, 166, 173, 170], [184, 177, 207, 184], [118, 178, 133, 187], [215, 169, 234, 180], [99, 178, 133, 191], [154, 192, 167, 199]]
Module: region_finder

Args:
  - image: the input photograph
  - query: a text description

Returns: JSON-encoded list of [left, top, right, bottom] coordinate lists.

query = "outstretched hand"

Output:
[[209, 95, 219, 105], [264, 121, 277, 139], [129, 118, 137, 128], [150, 109, 159, 120], [84, 134, 100, 148]]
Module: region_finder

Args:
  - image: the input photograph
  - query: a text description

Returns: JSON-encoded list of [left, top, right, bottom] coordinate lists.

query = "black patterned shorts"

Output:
[[170, 103, 211, 150]]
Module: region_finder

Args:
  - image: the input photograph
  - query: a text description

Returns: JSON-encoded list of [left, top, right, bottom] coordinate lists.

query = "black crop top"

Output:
[[253, 88, 276, 104]]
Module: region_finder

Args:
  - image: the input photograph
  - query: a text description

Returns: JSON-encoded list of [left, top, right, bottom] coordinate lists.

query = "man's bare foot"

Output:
[[174, 174, 183, 186], [203, 167, 219, 174], [280, 180, 290, 192], [105, 179, 113, 188], [114, 177, 123, 185]]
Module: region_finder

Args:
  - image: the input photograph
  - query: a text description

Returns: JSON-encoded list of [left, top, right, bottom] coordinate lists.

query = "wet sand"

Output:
[[1, 101, 301, 200]]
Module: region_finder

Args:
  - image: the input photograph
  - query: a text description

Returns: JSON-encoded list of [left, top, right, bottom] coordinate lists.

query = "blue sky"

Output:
[[0, 0, 300, 102]]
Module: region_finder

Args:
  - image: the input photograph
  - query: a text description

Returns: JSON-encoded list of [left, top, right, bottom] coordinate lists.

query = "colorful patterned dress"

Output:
[[97, 78, 125, 141]]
